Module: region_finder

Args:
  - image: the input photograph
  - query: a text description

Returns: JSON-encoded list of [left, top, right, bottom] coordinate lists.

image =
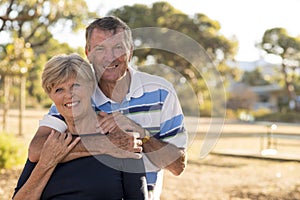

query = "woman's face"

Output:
[[48, 77, 93, 121]]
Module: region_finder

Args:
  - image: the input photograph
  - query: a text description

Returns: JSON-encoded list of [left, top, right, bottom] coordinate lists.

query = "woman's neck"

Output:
[[65, 110, 99, 134]]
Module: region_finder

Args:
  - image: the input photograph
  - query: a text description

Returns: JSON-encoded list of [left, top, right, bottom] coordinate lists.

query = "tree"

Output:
[[0, 0, 96, 133], [109, 1, 239, 116], [241, 68, 271, 86], [0, 0, 94, 47], [227, 82, 257, 111], [258, 28, 300, 111], [0, 0, 96, 106]]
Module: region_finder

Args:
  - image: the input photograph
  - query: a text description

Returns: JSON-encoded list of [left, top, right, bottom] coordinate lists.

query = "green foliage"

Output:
[[0, 133, 27, 169], [227, 83, 257, 110], [110, 1, 238, 116], [199, 100, 212, 117], [251, 108, 273, 118], [241, 68, 271, 86], [258, 27, 300, 110], [0, 0, 95, 107]]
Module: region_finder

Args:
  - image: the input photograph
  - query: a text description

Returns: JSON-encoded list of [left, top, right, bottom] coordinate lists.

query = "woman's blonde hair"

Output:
[[42, 53, 96, 94]]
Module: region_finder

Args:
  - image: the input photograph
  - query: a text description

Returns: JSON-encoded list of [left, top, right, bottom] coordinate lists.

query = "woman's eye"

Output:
[[54, 88, 63, 93], [73, 83, 81, 89]]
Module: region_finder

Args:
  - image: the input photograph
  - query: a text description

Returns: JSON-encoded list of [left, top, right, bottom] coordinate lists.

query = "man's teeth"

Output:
[[65, 101, 79, 107], [105, 64, 118, 69]]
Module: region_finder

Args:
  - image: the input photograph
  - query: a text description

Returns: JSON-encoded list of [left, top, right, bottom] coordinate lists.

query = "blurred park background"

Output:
[[1, 0, 300, 199]]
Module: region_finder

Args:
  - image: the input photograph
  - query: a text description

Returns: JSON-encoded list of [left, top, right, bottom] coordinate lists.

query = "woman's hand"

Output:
[[39, 130, 80, 168]]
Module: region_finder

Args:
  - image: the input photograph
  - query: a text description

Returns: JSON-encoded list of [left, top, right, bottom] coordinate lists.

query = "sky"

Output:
[[2, 0, 300, 62]]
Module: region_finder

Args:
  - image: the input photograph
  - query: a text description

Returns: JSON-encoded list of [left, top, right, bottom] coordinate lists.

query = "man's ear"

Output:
[[128, 46, 133, 62], [85, 47, 89, 58]]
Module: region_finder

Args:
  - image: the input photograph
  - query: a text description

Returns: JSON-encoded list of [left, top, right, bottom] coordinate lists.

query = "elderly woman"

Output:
[[13, 54, 147, 200]]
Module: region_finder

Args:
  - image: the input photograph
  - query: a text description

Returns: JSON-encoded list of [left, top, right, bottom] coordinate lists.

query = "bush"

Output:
[[251, 108, 272, 118], [0, 133, 27, 169]]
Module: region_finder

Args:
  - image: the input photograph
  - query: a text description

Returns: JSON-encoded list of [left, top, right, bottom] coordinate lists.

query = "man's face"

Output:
[[86, 28, 132, 84]]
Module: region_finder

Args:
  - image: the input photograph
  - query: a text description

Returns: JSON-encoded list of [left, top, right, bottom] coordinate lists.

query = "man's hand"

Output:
[[97, 112, 145, 136], [106, 129, 143, 152], [98, 127, 143, 159]]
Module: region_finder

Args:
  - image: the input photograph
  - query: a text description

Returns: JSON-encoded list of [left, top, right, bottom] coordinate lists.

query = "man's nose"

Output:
[[104, 49, 115, 62]]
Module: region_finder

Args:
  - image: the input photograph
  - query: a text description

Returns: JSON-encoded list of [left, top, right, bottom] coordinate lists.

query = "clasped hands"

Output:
[[96, 111, 145, 157]]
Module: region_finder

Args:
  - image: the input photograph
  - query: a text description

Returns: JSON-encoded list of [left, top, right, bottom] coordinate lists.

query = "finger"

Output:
[[134, 153, 142, 159], [98, 114, 115, 128], [136, 139, 143, 147], [102, 121, 118, 133], [131, 131, 140, 138], [133, 146, 143, 153], [126, 152, 142, 159], [67, 137, 81, 152], [48, 129, 55, 139], [98, 112, 114, 123], [43, 129, 55, 146], [65, 132, 73, 145], [58, 132, 67, 140], [98, 111, 109, 117], [112, 113, 127, 125]]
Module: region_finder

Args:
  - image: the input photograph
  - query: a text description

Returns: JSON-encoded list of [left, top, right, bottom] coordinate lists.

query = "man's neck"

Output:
[[99, 71, 131, 103]]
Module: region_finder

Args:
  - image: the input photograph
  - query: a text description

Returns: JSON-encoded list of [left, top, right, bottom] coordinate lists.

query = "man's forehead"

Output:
[[92, 28, 125, 38]]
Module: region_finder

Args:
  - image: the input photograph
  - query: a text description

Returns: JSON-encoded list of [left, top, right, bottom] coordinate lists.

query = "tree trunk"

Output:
[[19, 75, 26, 135], [281, 63, 298, 110], [2, 75, 10, 133]]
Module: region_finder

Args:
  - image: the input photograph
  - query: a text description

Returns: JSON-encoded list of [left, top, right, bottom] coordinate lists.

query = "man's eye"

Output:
[[115, 44, 123, 49], [95, 46, 104, 51]]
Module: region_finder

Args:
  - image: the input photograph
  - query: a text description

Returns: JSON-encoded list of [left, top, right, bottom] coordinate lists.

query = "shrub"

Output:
[[0, 133, 27, 169], [251, 108, 272, 118]]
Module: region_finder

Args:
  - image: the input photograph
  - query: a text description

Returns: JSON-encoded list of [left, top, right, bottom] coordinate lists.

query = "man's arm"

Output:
[[141, 131, 187, 176], [28, 126, 142, 163], [97, 112, 187, 176]]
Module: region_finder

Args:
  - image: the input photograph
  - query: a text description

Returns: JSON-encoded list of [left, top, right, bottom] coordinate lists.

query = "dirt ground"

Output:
[[2, 153, 300, 200], [1, 109, 300, 200], [160, 145, 300, 200]]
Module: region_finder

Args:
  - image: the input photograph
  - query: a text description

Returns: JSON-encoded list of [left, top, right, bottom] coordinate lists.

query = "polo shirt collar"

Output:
[[92, 66, 144, 106]]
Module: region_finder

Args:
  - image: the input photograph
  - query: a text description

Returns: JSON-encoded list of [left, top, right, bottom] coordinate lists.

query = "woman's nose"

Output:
[[65, 89, 74, 98]]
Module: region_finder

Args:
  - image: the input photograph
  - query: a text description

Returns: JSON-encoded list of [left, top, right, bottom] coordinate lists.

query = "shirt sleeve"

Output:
[[39, 103, 67, 133], [158, 83, 188, 149], [39, 115, 67, 133]]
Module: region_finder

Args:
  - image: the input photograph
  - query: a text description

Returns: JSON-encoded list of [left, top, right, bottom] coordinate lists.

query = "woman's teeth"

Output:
[[65, 101, 79, 107]]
